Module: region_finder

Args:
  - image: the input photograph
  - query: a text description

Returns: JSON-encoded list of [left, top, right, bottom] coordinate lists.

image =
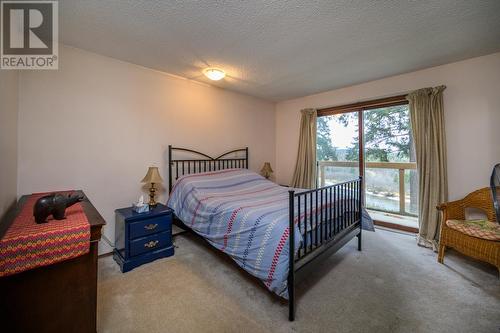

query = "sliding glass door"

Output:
[[317, 97, 418, 226], [362, 105, 417, 217]]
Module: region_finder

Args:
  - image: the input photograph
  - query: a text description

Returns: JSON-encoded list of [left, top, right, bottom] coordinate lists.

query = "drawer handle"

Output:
[[144, 223, 158, 231], [144, 240, 159, 249]]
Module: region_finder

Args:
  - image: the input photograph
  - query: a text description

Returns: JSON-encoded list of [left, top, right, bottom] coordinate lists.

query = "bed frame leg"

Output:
[[288, 190, 295, 321], [288, 276, 295, 321], [357, 177, 363, 252]]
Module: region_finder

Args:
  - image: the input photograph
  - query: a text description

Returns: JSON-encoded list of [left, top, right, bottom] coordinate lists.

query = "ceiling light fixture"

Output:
[[203, 68, 226, 81]]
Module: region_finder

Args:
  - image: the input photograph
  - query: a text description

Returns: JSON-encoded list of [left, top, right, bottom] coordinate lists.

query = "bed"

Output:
[[167, 146, 364, 321]]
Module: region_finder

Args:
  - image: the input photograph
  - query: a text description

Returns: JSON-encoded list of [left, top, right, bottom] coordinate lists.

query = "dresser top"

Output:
[[116, 203, 172, 221], [0, 190, 105, 241]]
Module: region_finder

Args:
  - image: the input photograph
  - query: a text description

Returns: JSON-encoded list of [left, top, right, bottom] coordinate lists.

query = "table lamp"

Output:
[[261, 162, 273, 179], [141, 167, 163, 207]]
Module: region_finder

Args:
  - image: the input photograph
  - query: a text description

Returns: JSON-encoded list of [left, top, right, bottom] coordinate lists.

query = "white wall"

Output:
[[276, 52, 500, 201], [0, 70, 18, 218], [18, 45, 275, 251]]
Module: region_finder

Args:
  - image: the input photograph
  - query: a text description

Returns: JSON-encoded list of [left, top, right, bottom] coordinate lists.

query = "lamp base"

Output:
[[149, 183, 157, 207]]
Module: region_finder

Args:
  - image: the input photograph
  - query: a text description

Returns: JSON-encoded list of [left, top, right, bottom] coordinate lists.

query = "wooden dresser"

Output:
[[0, 190, 105, 333]]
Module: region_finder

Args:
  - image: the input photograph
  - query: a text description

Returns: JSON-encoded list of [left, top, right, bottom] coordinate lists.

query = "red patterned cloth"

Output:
[[0, 192, 90, 277]]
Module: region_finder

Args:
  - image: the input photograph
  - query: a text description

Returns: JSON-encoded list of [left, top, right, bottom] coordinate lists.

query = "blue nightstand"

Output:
[[113, 203, 174, 272]]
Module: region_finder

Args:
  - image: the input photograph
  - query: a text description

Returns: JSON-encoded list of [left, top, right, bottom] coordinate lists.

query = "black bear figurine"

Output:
[[33, 193, 84, 224]]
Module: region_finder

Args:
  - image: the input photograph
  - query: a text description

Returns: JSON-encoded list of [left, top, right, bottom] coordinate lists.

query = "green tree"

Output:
[[317, 117, 338, 161], [339, 106, 412, 162]]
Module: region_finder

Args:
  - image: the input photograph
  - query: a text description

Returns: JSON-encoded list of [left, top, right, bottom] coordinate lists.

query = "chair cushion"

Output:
[[446, 219, 500, 241]]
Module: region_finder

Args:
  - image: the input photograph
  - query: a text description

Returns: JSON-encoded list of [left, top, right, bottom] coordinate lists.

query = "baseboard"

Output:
[[98, 234, 114, 256], [373, 220, 418, 233]]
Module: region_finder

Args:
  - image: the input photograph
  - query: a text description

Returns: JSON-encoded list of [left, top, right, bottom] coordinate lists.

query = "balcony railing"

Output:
[[318, 160, 417, 216]]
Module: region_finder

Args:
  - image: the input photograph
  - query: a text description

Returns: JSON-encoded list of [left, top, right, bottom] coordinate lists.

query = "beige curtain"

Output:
[[407, 86, 448, 250], [291, 108, 317, 189]]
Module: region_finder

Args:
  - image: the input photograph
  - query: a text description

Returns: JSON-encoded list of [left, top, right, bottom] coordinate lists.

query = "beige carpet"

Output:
[[97, 229, 500, 333]]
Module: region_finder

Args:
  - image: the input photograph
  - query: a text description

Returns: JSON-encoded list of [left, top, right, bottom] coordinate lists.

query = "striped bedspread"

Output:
[[167, 169, 362, 299]]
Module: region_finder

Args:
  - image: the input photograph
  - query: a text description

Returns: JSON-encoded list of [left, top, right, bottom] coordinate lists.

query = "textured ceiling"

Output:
[[59, 0, 500, 101]]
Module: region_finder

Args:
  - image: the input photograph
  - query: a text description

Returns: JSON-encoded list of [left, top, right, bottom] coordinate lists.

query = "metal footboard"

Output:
[[288, 178, 363, 321]]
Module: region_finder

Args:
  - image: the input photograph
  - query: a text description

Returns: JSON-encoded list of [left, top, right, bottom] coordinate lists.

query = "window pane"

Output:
[[365, 167, 400, 213], [317, 112, 359, 186], [405, 169, 419, 216], [363, 105, 418, 216], [363, 105, 412, 163]]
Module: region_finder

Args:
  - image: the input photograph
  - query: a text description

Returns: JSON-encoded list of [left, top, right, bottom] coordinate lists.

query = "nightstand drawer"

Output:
[[129, 214, 171, 239], [129, 231, 171, 257]]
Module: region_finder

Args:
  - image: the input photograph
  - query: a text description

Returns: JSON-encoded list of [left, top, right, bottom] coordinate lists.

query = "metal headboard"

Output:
[[168, 145, 249, 192], [491, 163, 500, 223]]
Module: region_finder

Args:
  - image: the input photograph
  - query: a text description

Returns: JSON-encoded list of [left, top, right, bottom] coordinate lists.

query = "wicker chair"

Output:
[[437, 187, 500, 273]]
